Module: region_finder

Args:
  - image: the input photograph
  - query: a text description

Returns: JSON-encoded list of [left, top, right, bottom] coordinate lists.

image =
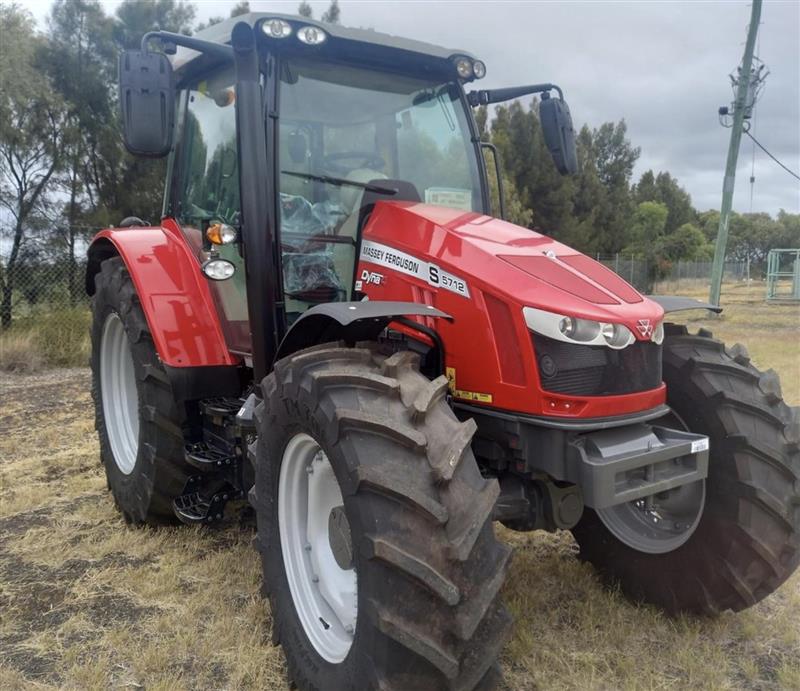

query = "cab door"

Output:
[[171, 66, 251, 356]]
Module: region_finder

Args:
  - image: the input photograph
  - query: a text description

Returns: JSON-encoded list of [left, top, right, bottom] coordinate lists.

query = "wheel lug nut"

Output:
[[312, 575, 319, 583], [306, 465, 314, 474], [304, 543, 312, 552], [344, 624, 354, 635]]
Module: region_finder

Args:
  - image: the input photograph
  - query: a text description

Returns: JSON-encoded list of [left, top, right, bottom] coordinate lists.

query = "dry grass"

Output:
[[0, 307, 91, 372], [0, 287, 798, 690], [0, 331, 45, 373]]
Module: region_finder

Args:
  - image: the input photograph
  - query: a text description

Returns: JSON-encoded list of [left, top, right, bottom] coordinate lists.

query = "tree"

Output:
[[230, 0, 250, 16], [634, 170, 695, 234], [589, 120, 639, 253], [321, 0, 340, 23], [0, 3, 67, 328], [114, 0, 196, 49], [42, 0, 116, 302], [659, 223, 713, 262], [298, 0, 341, 22], [624, 201, 669, 254], [197, 0, 249, 30], [570, 125, 607, 252], [621, 201, 668, 287], [89, 0, 204, 226], [195, 15, 224, 31], [490, 100, 575, 240]]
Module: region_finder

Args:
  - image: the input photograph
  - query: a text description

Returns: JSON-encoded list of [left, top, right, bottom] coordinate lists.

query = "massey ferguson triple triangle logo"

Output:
[[636, 319, 653, 338]]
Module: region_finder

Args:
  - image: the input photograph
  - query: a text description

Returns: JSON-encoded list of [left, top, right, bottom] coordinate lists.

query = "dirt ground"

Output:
[[1, 285, 798, 690]]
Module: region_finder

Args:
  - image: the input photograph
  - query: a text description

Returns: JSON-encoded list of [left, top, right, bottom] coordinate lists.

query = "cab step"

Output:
[[172, 476, 240, 525], [184, 441, 236, 471], [201, 397, 242, 418]]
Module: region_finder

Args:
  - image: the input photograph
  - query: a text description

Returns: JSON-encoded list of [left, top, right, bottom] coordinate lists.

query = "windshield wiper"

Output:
[[281, 170, 398, 196]]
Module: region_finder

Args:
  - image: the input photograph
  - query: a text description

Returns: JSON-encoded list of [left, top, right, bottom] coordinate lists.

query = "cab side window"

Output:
[[177, 68, 250, 354], [179, 70, 240, 226]]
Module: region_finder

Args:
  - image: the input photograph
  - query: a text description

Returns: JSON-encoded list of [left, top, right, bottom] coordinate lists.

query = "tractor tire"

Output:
[[251, 343, 512, 690], [572, 325, 800, 614], [90, 256, 191, 525]]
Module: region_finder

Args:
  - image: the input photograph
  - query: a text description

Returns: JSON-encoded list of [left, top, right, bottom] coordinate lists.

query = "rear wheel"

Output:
[[252, 343, 512, 690], [90, 257, 191, 525], [572, 326, 800, 614]]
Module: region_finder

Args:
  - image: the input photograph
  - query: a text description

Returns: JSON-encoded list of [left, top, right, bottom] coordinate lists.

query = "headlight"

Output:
[[600, 322, 635, 349], [206, 222, 237, 245], [523, 306, 636, 350], [263, 18, 292, 38], [297, 25, 326, 45], [651, 321, 664, 345], [454, 57, 473, 79], [558, 316, 600, 342], [202, 257, 235, 281]]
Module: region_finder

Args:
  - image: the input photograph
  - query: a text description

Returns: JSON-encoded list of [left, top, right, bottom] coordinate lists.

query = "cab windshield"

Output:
[[277, 57, 483, 310]]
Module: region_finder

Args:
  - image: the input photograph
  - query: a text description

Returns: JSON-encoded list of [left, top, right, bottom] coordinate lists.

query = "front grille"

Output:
[[532, 334, 662, 396]]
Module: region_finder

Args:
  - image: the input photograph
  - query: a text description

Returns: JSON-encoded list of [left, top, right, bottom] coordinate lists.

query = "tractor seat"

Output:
[[338, 172, 421, 242]]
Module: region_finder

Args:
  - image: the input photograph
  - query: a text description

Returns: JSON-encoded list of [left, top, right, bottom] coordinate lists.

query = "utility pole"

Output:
[[709, 0, 763, 308]]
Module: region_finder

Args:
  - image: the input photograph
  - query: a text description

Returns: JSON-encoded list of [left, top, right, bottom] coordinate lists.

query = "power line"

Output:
[[744, 130, 800, 182]]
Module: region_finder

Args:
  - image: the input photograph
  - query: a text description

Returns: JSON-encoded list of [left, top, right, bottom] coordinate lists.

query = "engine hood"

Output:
[[361, 202, 664, 333]]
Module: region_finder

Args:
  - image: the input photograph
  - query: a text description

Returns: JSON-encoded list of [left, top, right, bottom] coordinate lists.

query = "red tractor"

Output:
[[87, 14, 799, 690]]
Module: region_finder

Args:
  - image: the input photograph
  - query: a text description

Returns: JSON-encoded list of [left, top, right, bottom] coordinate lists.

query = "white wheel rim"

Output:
[[279, 433, 357, 663], [100, 312, 139, 475]]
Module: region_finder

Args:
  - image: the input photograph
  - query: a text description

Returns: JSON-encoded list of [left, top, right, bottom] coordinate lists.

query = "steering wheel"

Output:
[[322, 151, 385, 174]]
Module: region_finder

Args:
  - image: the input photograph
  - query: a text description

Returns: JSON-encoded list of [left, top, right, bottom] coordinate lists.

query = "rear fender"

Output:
[[86, 221, 238, 368]]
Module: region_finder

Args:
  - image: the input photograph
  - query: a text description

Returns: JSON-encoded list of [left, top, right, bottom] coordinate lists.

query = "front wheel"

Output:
[[90, 257, 191, 525], [252, 343, 512, 690], [572, 326, 800, 614]]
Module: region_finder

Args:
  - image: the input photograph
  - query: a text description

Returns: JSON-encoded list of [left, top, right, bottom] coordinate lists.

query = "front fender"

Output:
[[648, 295, 723, 314], [275, 301, 451, 362], [86, 222, 237, 368]]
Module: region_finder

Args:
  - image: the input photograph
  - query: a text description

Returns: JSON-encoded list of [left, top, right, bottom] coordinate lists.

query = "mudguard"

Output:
[[275, 301, 451, 362], [649, 295, 723, 314], [86, 221, 238, 368]]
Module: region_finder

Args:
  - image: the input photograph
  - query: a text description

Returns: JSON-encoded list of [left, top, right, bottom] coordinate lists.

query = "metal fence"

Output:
[[765, 248, 800, 302], [1, 258, 90, 328], [595, 255, 750, 294]]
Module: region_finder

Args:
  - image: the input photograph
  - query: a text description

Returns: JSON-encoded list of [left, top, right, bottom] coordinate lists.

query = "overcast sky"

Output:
[[26, 0, 800, 215]]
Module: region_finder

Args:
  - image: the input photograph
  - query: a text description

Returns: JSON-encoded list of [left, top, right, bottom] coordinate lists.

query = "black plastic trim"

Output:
[[232, 22, 278, 384], [164, 364, 242, 402], [649, 295, 723, 314], [275, 301, 451, 362], [454, 402, 671, 432]]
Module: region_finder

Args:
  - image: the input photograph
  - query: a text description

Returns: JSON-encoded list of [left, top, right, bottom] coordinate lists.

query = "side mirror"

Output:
[[540, 93, 578, 175], [118, 50, 175, 157]]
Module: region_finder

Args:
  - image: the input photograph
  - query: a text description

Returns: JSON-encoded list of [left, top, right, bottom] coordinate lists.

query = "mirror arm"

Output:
[[467, 82, 563, 107], [480, 142, 506, 221], [141, 30, 234, 62]]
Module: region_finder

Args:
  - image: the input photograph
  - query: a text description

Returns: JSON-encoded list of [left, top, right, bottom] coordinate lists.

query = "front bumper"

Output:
[[458, 404, 709, 510], [565, 424, 709, 509]]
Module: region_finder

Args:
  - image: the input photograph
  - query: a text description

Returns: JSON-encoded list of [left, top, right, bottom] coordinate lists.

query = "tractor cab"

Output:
[[119, 13, 576, 371], [176, 45, 483, 346]]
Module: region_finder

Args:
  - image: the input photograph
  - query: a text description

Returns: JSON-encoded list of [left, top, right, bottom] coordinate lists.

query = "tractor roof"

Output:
[[171, 12, 476, 73]]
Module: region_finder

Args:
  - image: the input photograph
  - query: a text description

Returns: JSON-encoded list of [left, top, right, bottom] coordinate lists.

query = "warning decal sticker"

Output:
[[445, 366, 493, 404], [360, 240, 470, 298]]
